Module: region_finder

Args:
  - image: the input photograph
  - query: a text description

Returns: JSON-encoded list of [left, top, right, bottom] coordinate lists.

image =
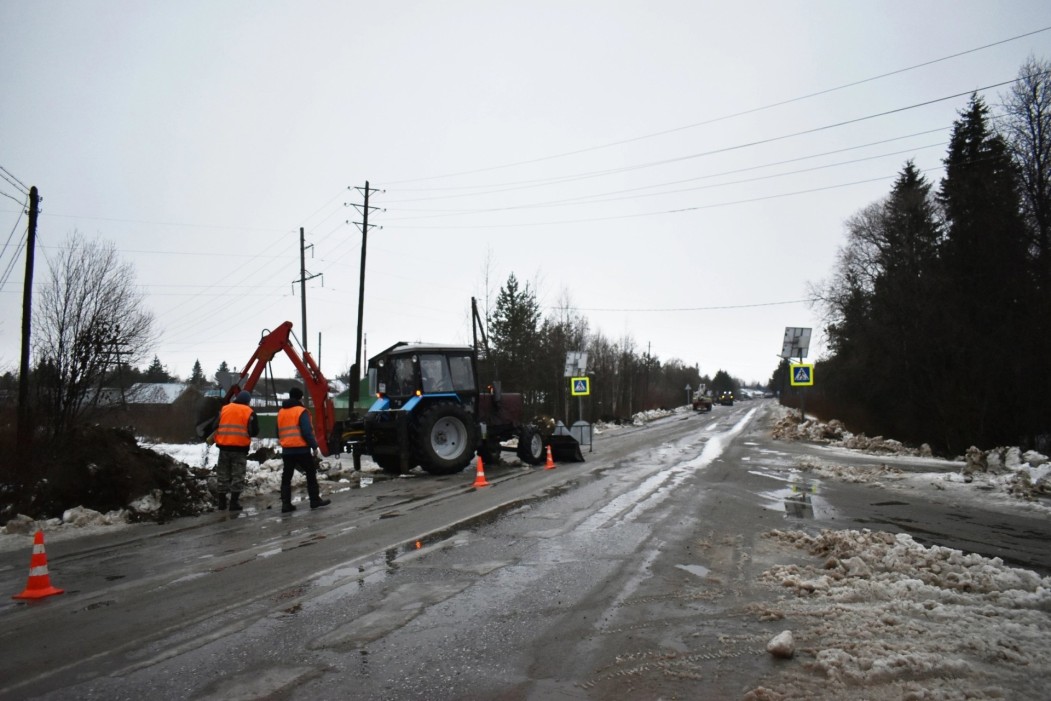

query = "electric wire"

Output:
[[0, 166, 29, 194], [383, 168, 947, 230], [0, 235, 27, 291], [382, 25, 1051, 187], [563, 298, 816, 313], [0, 190, 26, 206], [382, 141, 947, 220], [386, 127, 950, 212], [381, 76, 1027, 202]]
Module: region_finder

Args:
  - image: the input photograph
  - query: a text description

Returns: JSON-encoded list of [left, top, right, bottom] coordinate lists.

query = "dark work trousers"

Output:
[[280, 452, 321, 505]]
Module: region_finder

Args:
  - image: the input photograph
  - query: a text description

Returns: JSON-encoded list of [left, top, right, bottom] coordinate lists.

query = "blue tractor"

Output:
[[345, 299, 584, 475], [350, 341, 582, 475]]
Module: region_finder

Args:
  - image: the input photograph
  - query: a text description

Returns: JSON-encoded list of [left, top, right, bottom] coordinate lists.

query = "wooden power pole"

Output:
[[16, 186, 38, 461], [350, 181, 380, 407]]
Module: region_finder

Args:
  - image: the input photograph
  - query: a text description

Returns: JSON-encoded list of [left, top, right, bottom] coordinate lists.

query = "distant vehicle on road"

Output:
[[717, 391, 734, 406]]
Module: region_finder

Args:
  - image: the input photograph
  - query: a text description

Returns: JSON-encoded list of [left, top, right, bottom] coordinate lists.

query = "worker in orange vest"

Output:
[[212, 390, 259, 511], [277, 386, 331, 513]]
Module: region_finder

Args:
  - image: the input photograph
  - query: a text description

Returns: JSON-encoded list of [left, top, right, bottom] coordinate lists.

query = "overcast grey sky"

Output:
[[2, 1, 1049, 387]]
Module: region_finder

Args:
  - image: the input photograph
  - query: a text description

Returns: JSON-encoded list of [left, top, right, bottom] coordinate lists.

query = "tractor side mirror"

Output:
[[368, 368, 378, 396], [491, 380, 502, 402]]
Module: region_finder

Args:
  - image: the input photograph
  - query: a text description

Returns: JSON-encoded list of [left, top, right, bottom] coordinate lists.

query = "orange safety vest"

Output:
[[277, 405, 309, 448], [215, 402, 253, 448]]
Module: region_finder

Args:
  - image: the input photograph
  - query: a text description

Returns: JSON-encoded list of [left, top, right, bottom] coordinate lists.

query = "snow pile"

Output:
[[960, 445, 1051, 499], [794, 456, 906, 485], [772, 411, 933, 457], [772, 406, 1050, 503], [757, 528, 1051, 699], [2, 506, 129, 535], [0, 439, 372, 539], [632, 408, 677, 425]]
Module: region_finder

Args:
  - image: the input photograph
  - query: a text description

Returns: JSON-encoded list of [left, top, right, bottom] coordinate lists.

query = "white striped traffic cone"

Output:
[[12, 530, 64, 600]]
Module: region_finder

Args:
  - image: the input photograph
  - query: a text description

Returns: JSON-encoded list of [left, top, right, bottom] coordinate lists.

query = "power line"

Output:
[[383, 169, 936, 230], [0, 194, 29, 290], [386, 76, 1026, 206], [559, 299, 816, 313], [383, 141, 947, 220], [382, 26, 1051, 187], [0, 236, 26, 290], [386, 127, 951, 210], [0, 190, 27, 206], [34, 210, 288, 233], [0, 166, 30, 195]]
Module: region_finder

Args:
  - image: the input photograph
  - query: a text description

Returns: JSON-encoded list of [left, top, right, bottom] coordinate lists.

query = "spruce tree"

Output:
[[936, 94, 1029, 450], [488, 273, 541, 400], [189, 360, 207, 387]]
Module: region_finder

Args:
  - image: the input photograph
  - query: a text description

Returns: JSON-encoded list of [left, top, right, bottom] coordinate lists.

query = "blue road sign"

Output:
[[790, 363, 814, 386]]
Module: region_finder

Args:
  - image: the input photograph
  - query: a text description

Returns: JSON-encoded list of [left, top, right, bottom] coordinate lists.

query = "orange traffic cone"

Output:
[[12, 530, 64, 600], [472, 456, 490, 488], [544, 445, 556, 470]]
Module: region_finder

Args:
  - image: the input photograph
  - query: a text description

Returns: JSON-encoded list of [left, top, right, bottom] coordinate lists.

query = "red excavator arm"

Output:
[[225, 321, 336, 456]]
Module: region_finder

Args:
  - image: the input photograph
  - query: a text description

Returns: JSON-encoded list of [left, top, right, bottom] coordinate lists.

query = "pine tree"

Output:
[[488, 273, 541, 396], [144, 355, 172, 382], [936, 93, 1029, 450], [189, 360, 207, 387]]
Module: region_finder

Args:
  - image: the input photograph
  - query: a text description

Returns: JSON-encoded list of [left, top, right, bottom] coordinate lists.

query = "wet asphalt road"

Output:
[[1, 401, 1048, 699]]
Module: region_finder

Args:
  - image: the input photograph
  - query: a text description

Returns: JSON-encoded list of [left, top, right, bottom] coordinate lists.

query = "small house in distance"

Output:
[[96, 382, 205, 442]]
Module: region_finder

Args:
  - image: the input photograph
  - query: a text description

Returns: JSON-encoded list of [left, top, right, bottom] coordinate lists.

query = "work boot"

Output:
[[310, 498, 331, 510], [281, 502, 297, 513], [215, 493, 228, 510], [229, 493, 243, 511]]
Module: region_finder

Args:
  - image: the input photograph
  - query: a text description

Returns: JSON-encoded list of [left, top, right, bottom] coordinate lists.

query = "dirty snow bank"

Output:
[[753, 528, 1051, 700], [772, 410, 934, 457], [773, 407, 1051, 503], [0, 439, 373, 545]]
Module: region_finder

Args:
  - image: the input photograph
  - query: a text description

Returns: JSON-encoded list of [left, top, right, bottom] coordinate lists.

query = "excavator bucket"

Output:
[[547, 434, 585, 462], [195, 396, 223, 438]]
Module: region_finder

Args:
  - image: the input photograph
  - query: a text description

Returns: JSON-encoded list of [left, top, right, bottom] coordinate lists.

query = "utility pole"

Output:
[[296, 227, 321, 356], [349, 181, 381, 408], [16, 186, 38, 463]]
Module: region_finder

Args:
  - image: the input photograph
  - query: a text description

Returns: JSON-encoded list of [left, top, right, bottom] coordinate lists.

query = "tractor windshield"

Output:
[[420, 354, 452, 392], [391, 356, 416, 396], [420, 353, 476, 393]]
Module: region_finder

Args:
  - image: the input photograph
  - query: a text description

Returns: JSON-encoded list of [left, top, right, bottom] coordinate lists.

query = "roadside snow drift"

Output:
[[754, 528, 1051, 699]]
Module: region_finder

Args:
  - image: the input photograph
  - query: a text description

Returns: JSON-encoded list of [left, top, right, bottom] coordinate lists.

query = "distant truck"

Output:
[[691, 388, 713, 412], [717, 390, 734, 406]]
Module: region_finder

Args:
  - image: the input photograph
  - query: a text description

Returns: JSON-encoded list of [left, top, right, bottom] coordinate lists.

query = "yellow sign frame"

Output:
[[790, 363, 814, 386], [570, 376, 590, 396]]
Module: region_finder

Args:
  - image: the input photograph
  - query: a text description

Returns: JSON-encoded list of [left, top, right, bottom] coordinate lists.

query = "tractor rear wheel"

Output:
[[413, 402, 477, 475], [516, 425, 545, 465]]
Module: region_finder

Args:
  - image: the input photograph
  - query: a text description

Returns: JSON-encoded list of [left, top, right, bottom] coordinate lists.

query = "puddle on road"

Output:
[[675, 563, 710, 579], [758, 473, 836, 520]]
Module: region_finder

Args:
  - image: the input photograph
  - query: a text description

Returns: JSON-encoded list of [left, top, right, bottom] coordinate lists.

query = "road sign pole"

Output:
[[798, 355, 805, 420]]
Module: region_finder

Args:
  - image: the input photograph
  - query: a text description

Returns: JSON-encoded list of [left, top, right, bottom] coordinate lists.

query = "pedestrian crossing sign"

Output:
[[790, 363, 814, 386], [571, 377, 590, 396]]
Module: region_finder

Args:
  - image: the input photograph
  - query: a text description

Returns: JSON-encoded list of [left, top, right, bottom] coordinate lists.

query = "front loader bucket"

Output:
[[548, 434, 585, 462]]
